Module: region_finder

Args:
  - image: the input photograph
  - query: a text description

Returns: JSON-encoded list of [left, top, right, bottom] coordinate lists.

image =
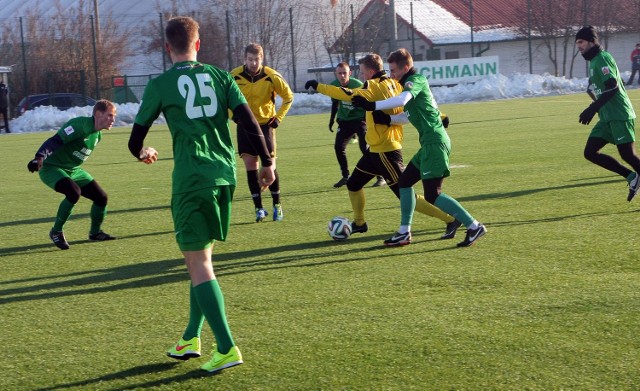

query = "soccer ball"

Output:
[[327, 216, 352, 241]]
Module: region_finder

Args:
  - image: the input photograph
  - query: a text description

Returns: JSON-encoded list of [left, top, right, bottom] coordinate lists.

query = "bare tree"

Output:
[[139, 0, 228, 71], [0, 0, 131, 101]]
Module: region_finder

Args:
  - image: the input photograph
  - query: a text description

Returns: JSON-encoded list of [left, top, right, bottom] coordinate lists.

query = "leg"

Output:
[[617, 141, 640, 202], [80, 180, 114, 239], [242, 154, 267, 221], [53, 178, 81, 231], [48, 178, 81, 249], [334, 124, 353, 180], [584, 137, 632, 178], [346, 154, 375, 229], [383, 162, 420, 246], [184, 248, 234, 352]]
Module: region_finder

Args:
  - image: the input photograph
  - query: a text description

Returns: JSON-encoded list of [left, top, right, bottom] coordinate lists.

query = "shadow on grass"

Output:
[[33, 362, 208, 391], [0, 187, 337, 230], [0, 174, 621, 232], [0, 229, 174, 257], [0, 229, 451, 305]]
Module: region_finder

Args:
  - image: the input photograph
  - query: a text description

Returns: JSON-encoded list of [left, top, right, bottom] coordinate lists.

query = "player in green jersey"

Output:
[[128, 16, 275, 374], [575, 26, 640, 202], [27, 100, 118, 250], [352, 48, 486, 247]]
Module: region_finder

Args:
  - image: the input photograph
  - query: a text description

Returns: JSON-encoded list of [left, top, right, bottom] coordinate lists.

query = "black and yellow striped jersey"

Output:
[[317, 71, 404, 153]]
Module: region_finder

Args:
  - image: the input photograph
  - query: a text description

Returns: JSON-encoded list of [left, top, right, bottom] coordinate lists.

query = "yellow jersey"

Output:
[[231, 65, 294, 126], [317, 71, 403, 153]]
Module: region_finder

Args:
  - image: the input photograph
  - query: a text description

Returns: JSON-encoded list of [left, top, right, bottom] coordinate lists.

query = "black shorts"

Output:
[[237, 123, 276, 158], [348, 149, 404, 191]]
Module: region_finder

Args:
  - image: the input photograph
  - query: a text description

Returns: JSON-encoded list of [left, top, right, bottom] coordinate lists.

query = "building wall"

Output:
[[391, 32, 640, 81]]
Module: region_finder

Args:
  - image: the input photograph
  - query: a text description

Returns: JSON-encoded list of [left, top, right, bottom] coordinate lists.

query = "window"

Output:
[[445, 51, 460, 60]]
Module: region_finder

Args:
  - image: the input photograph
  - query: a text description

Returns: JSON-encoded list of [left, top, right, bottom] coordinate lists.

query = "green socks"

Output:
[[399, 187, 416, 226], [193, 279, 235, 354], [89, 204, 107, 235], [183, 284, 205, 340], [434, 193, 474, 227], [52, 198, 75, 232]]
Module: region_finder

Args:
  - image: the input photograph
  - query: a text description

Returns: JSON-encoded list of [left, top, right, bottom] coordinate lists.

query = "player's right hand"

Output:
[[139, 147, 158, 164], [328, 119, 334, 132], [27, 157, 43, 173], [259, 165, 276, 191]]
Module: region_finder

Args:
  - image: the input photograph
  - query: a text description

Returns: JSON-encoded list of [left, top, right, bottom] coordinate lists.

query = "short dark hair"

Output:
[[245, 43, 264, 58], [336, 62, 350, 70], [165, 16, 199, 55], [357, 54, 383, 72]]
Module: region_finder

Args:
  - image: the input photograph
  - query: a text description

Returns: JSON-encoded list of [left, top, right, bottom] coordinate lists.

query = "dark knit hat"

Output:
[[575, 26, 598, 42]]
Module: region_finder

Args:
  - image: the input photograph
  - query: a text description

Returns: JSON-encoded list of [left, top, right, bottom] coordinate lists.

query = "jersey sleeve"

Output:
[[135, 79, 163, 127], [404, 75, 425, 98], [273, 73, 294, 122], [317, 83, 377, 102]]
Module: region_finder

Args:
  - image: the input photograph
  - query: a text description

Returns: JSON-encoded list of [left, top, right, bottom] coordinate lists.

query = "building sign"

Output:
[[413, 56, 499, 86]]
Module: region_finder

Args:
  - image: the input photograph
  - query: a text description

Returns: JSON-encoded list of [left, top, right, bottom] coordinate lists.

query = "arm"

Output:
[[271, 75, 294, 126], [27, 134, 64, 172], [362, 91, 412, 111], [234, 103, 275, 186], [128, 123, 158, 164], [328, 99, 338, 132], [371, 110, 410, 126], [579, 78, 619, 125]]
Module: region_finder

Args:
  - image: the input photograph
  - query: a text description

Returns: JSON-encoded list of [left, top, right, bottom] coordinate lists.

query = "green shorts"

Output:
[[410, 141, 451, 180], [171, 185, 235, 252], [39, 165, 94, 190], [590, 119, 636, 145]]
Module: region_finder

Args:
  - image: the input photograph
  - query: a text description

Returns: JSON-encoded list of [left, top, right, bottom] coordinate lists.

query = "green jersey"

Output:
[[135, 61, 247, 194], [43, 116, 101, 169], [588, 50, 636, 121], [330, 77, 365, 121], [402, 72, 449, 145]]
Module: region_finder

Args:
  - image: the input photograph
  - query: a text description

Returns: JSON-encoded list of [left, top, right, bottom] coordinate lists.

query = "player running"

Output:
[[575, 26, 640, 201]]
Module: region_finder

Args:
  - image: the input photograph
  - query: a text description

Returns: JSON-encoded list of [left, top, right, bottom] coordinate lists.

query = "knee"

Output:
[[583, 147, 597, 162], [67, 191, 81, 204], [94, 192, 108, 207]]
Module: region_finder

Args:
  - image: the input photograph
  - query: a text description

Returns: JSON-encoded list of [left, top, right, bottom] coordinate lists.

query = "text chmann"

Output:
[[413, 56, 499, 86]]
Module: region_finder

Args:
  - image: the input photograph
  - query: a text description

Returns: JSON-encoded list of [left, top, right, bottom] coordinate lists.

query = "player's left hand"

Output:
[[304, 80, 318, 91], [352, 96, 375, 111], [372, 110, 391, 126], [268, 117, 280, 129], [579, 105, 597, 125], [139, 147, 158, 164]]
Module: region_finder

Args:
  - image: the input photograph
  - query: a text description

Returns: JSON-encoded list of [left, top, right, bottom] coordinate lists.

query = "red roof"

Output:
[[430, 0, 525, 30]]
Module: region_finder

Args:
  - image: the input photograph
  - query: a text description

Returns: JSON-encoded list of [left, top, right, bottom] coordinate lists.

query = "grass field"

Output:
[[1, 91, 640, 390]]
